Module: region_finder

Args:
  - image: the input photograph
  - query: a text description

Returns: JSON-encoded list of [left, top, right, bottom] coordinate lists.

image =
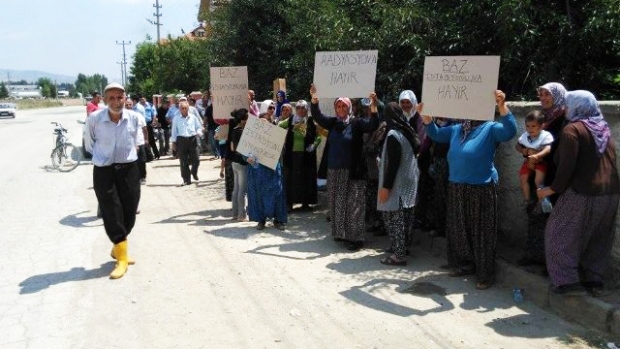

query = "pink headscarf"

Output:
[[334, 97, 352, 119]]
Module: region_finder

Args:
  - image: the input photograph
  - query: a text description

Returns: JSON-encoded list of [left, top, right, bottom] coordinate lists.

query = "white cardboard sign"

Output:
[[210, 66, 248, 119], [236, 117, 287, 170], [313, 50, 378, 98], [421, 56, 500, 121]]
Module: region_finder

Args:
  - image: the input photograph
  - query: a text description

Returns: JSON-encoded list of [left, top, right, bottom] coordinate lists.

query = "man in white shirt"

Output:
[[84, 83, 141, 279], [171, 101, 204, 185]]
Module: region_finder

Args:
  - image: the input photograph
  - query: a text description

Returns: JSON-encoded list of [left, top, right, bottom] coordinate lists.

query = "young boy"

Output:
[[517, 110, 554, 203]]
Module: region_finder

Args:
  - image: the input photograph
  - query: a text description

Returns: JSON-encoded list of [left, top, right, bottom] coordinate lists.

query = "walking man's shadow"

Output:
[[19, 262, 115, 294]]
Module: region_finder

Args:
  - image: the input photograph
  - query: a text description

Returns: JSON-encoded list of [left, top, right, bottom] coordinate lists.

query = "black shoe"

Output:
[[274, 222, 286, 231], [255, 222, 266, 230], [192, 174, 199, 181], [333, 237, 346, 243], [550, 283, 587, 296], [346, 241, 364, 251]]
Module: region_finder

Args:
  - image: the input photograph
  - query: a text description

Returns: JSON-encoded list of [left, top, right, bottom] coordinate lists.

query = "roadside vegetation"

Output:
[[127, 0, 620, 101]]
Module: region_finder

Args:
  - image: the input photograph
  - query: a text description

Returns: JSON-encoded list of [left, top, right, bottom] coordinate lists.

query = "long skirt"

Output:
[[430, 157, 449, 235], [284, 152, 317, 207], [327, 169, 366, 242], [382, 201, 415, 260], [446, 182, 498, 284], [247, 164, 288, 224], [545, 189, 619, 287], [225, 159, 234, 202]]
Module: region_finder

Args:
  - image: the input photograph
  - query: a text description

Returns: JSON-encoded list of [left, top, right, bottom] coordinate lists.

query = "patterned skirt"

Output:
[[327, 169, 366, 242], [446, 182, 498, 284], [545, 189, 619, 287]]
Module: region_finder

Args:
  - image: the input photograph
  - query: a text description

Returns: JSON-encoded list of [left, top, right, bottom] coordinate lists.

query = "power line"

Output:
[[116, 40, 132, 86]]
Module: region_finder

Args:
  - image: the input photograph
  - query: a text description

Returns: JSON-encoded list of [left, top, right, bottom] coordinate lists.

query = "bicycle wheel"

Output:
[[52, 143, 82, 172]]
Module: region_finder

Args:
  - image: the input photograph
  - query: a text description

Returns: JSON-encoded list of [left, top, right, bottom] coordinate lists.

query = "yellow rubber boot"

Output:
[[109, 240, 129, 279], [110, 246, 136, 265]]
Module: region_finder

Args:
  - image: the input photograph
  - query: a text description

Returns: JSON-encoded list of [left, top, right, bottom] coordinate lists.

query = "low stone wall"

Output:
[[498, 101, 620, 282]]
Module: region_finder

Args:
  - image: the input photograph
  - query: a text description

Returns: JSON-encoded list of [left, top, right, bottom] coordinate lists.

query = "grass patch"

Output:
[[13, 99, 64, 110]]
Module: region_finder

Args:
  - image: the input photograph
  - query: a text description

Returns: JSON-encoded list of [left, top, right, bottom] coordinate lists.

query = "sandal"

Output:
[[380, 256, 407, 266]]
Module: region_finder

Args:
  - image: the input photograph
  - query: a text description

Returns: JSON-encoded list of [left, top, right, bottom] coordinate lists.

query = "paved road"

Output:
[[0, 106, 604, 348]]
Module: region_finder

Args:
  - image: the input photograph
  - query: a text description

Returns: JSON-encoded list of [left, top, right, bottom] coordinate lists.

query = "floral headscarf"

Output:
[[293, 100, 308, 125], [565, 90, 611, 157], [334, 97, 352, 120], [538, 82, 567, 127], [384, 102, 419, 152]]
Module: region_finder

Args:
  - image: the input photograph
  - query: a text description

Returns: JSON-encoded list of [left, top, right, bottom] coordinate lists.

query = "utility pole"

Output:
[[153, 0, 162, 43], [117, 61, 125, 87], [116, 40, 132, 86]]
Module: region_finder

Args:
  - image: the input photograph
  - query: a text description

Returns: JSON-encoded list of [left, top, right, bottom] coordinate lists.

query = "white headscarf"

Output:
[[398, 90, 418, 119]]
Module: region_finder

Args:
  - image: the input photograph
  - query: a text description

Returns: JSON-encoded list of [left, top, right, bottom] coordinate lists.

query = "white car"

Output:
[[0, 103, 16, 118]]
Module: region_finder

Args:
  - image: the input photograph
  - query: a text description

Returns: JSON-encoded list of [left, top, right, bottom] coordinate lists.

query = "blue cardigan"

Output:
[[425, 112, 517, 185]]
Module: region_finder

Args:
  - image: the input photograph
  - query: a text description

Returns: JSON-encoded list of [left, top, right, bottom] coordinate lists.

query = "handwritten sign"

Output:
[[313, 50, 378, 98], [236, 117, 287, 170], [210, 66, 248, 119], [421, 56, 500, 121]]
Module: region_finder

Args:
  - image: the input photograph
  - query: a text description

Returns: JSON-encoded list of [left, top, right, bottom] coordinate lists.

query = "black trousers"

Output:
[[93, 162, 141, 244], [137, 145, 147, 179], [177, 136, 200, 183], [147, 125, 160, 158]]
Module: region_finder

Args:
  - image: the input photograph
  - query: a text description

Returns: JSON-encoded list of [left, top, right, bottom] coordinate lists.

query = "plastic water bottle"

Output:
[[541, 197, 553, 213], [538, 186, 553, 213], [512, 287, 524, 303]]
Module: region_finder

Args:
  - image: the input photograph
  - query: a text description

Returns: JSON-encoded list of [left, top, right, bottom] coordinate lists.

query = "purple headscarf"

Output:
[[538, 82, 567, 127], [275, 90, 289, 118], [565, 90, 611, 157]]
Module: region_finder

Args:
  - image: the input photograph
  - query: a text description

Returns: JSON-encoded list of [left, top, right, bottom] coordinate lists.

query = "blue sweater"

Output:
[[425, 112, 517, 185]]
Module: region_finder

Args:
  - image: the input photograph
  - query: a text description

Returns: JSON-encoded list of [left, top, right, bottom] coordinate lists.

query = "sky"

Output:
[[0, 0, 201, 84]]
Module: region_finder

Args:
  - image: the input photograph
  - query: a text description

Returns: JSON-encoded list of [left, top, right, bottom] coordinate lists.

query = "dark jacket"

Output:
[[311, 103, 379, 180]]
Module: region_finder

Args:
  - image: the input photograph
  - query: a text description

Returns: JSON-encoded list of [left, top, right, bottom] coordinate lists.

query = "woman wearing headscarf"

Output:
[[377, 102, 421, 266], [246, 113, 288, 230], [422, 90, 517, 290], [537, 90, 619, 296], [516, 82, 568, 267], [400, 90, 433, 231], [279, 100, 321, 211], [274, 90, 289, 123], [310, 84, 379, 251]]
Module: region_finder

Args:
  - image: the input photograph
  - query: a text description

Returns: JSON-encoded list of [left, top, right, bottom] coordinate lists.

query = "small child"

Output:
[[517, 110, 554, 203]]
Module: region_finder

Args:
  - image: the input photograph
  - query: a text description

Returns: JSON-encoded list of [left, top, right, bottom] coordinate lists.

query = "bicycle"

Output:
[[50, 122, 82, 172]]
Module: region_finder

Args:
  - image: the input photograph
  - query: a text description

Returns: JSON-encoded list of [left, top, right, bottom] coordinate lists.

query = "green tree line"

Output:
[[128, 0, 620, 101]]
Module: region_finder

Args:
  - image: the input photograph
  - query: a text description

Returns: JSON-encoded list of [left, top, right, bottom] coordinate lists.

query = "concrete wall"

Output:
[[497, 101, 620, 282]]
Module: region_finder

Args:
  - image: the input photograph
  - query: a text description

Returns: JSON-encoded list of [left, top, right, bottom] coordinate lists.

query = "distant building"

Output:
[[58, 90, 69, 98], [9, 85, 42, 99]]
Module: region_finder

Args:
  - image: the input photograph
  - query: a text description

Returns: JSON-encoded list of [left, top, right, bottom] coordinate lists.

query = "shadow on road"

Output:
[[18, 262, 115, 294], [60, 210, 101, 228], [339, 276, 455, 317]]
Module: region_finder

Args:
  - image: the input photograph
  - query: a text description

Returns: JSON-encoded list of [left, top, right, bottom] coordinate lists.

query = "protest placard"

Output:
[[421, 56, 500, 121], [236, 117, 287, 170], [313, 50, 378, 98], [210, 66, 248, 119]]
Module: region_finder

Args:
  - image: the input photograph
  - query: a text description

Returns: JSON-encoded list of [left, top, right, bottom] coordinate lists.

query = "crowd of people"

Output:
[[85, 82, 618, 297]]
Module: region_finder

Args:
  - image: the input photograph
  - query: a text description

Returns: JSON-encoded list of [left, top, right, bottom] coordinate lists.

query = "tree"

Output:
[[0, 82, 8, 99], [128, 0, 620, 100], [75, 74, 109, 97]]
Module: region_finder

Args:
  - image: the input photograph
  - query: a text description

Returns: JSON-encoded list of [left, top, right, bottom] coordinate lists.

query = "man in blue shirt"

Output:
[[140, 96, 160, 159], [171, 100, 204, 185], [84, 82, 142, 280]]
